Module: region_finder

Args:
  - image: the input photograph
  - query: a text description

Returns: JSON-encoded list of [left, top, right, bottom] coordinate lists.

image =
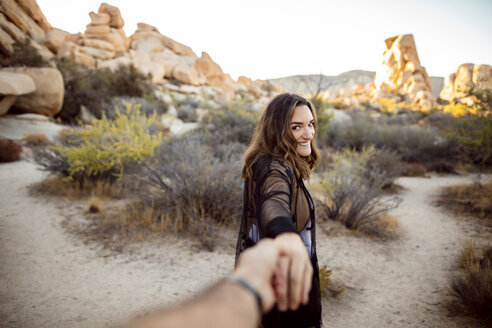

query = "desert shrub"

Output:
[[22, 133, 49, 146], [436, 180, 492, 222], [448, 244, 492, 323], [0, 139, 22, 162], [132, 135, 242, 236], [0, 38, 50, 68], [102, 96, 168, 119], [445, 86, 492, 179], [317, 146, 401, 237], [323, 116, 459, 164], [200, 101, 258, 145], [365, 148, 402, 189], [34, 105, 162, 182], [176, 97, 201, 122], [442, 101, 478, 117], [55, 59, 164, 123]]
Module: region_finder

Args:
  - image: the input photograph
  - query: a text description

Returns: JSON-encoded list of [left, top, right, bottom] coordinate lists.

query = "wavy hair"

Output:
[[242, 93, 320, 180]]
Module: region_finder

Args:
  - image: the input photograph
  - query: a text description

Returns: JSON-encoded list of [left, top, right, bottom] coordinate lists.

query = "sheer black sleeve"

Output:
[[257, 160, 298, 238]]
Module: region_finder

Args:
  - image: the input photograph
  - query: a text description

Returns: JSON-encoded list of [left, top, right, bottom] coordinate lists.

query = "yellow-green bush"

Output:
[[442, 101, 478, 116], [50, 104, 162, 181], [377, 97, 397, 113]]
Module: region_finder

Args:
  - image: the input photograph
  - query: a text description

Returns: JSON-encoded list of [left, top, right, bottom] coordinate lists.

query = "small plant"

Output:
[[35, 105, 162, 182], [442, 101, 478, 117], [319, 265, 332, 298], [448, 244, 492, 324]]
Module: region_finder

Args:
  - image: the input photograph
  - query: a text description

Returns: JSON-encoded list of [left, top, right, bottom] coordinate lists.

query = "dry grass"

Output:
[[401, 162, 428, 177], [436, 180, 492, 222], [448, 243, 492, 324], [359, 213, 399, 240], [22, 133, 49, 146], [29, 176, 127, 200]]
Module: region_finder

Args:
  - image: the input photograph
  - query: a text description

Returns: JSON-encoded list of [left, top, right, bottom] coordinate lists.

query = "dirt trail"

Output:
[[0, 160, 488, 327], [318, 175, 487, 328]]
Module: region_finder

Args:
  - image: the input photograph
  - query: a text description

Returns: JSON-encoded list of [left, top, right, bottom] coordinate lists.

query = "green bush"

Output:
[[0, 38, 50, 68], [55, 59, 164, 123], [35, 105, 162, 182]]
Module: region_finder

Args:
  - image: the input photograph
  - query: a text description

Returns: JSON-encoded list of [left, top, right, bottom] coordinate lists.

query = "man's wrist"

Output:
[[224, 276, 263, 314]]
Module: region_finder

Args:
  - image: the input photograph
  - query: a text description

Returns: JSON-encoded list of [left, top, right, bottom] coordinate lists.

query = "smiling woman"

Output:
[[235, 93, 322, 328]]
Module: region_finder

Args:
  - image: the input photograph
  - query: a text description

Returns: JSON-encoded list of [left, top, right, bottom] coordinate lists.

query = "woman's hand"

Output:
[[272, 232, 313, 311]]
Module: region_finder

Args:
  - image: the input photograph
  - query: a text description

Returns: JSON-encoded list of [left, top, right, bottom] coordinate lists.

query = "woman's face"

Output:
[[290, 105, 315, 157]]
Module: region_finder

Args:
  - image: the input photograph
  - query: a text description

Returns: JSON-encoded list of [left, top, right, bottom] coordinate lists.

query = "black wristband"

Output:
[[225, 276, 263, 314]]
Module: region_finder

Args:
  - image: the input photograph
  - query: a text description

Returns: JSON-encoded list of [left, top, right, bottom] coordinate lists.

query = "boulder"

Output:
[[131, 23, 197, 58], [89, 11, 110, 26], [172, 62, 205, 86], [0, 71, 36, 95], [0, 70, 36, 115], [130, 51, 166, 83], [0, 26, 14, 53], [44, 28, 70, 53], [78, 45, 114, 60], [16, 0, 51, 33], [85, 27, 128, 55], [3, 67, 64, 116], [440, 63, 492, 105], [85, 24, 111, 35], [98, 3, 124, 29], [0, 12, 26, 41], [0, 96, 17, 115], [82, 38, 114, 52], [374, 34, 435, 107], [195, 52, 226, 87], [98, 55, 132, 71], [0, 0, 45, 43]]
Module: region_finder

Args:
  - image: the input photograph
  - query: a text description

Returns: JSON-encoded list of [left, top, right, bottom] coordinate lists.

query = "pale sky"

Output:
[[37, 0, 492, 80]]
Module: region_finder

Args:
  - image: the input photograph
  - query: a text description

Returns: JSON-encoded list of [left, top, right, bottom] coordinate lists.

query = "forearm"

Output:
[[124, 282, 259, 328]]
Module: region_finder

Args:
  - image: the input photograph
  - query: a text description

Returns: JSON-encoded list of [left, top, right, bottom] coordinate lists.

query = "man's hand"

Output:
[[272, 233, 313, 311]]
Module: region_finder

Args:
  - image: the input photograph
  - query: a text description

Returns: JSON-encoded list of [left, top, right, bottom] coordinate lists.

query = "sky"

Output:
[[36, 0, 492, 80]]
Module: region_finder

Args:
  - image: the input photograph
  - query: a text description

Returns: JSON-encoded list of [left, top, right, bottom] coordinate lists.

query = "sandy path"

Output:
[[318, 175, 487, 328], [0, 160, 488, 327]]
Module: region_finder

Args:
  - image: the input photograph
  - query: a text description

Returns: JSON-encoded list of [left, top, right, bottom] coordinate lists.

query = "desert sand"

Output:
[[0, 155, 489, 327]]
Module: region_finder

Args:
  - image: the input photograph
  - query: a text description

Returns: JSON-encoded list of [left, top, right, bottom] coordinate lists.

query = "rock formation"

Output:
[[374, 34, 435, 108], [1, 0, 279, 112], [440, 63, 492, 105], [0, 0, 53, 59]]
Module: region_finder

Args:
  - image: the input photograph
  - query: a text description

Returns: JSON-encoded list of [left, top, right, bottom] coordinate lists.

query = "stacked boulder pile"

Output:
[[322, 34, 437, 110]]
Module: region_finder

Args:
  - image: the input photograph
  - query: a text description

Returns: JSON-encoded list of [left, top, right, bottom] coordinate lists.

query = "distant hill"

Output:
[[269, 70, 444, 98], [268, 70, 375, 95]]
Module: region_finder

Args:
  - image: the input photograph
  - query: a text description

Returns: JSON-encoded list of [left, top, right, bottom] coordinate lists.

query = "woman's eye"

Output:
[[292, 126, 300, 131]]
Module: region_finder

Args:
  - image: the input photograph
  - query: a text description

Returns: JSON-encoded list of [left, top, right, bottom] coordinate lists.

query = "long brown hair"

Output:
[[242, 93, 320, 180]]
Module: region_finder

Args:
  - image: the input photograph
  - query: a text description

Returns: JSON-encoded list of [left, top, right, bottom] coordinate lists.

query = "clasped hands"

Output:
[[232, 233, 313, 313]]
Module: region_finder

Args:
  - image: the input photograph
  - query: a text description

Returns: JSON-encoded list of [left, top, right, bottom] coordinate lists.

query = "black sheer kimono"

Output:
[[235, 155, 322, 328]]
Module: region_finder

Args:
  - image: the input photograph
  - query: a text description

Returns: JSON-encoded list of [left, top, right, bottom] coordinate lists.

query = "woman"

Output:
[[235, 93, 322, 328]]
